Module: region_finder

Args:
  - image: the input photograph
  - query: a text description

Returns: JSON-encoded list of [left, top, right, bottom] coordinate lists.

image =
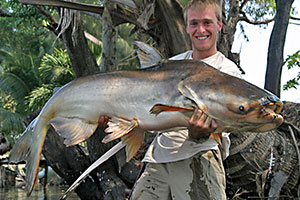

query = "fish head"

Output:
[[218, 91, 283, 132], [178, 65, 284, 133]]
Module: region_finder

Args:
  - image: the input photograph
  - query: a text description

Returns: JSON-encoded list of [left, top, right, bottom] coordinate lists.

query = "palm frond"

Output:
[[25, 84, 55, 113], [39, 48, 75, 85], [0, 72, 30, 104], [0, 107, 25, 135]]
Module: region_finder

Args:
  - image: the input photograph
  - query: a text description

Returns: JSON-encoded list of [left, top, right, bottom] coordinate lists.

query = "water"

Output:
[[0, 185, 80, 200]]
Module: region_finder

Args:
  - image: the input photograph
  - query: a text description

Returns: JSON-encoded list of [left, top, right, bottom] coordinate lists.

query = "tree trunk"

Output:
[[42, 5, 138, 198], [59, 8, 99, 77], [264, 0, 294, 97], [86, 128, 130, 199], [42, 8, 124, 199], [154, 0, 191, 57], [100, 5, 118, 72], [218, 0, 240, 64], [0, 166, 15, 188], [0, 133, 11, 155], [43, 128, 103, 200]]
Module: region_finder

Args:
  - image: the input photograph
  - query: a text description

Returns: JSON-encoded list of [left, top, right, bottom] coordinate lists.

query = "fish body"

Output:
[[41, 62, 199, 135], [9, 60, 283, 196]]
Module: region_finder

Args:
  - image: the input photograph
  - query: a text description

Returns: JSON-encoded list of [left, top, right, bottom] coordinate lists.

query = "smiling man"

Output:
[[129, 0, 243, 199], [186, 1, 222, 59]]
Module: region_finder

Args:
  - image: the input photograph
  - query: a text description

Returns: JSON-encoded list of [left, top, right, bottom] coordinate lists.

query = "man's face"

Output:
[[186, 6, 222, 59]]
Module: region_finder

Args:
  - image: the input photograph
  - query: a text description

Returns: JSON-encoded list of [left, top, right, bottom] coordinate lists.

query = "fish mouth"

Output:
[[258, 96, 283, 124], [241, 96, 284, 132]]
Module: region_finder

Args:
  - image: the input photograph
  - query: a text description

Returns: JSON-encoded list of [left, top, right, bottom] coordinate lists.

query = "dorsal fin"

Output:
[[133, 41, 163, 68]]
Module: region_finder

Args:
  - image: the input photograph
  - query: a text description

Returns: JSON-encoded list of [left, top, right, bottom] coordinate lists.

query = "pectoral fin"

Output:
[[150, 104, 194, 115], [49, 117, 98, 146], [122, 128, 145, 162], [102, 117, 138, 143], [102, 117, 145, 162], [209, 133, 222, 146]]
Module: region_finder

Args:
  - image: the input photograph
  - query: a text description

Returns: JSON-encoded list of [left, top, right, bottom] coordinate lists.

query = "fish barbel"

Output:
[[9, 59, 283, 196]]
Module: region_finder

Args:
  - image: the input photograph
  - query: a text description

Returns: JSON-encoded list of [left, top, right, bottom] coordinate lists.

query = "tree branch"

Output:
[[34, 5, 102, 46], [240, 0, 249, 11], [19, 0, 103, 14], [19, 0, 138, 26], [34, 5, 59, 34], [239, 10, 275, 25], [290, 22, 300, 26], [290, 16, 300, 21]]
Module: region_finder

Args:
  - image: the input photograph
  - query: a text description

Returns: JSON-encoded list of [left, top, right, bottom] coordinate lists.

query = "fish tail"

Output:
[[9, 117, 49, 196]]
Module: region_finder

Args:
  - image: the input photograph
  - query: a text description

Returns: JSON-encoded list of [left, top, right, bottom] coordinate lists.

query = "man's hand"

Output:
[[188, 108, 218, 140], [99, 115, 110, 127]]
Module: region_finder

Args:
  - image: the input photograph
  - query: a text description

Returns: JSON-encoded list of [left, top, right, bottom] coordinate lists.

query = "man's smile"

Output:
[[196, 35, 209, 40]]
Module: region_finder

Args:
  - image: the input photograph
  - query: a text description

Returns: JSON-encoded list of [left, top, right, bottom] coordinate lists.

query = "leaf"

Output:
[[283, 50, 300, 91]]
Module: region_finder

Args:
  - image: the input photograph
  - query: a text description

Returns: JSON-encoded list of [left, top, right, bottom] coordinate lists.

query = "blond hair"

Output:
[[183, 0, 222, 24]]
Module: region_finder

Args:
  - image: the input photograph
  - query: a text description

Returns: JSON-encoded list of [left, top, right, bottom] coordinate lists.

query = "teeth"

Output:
[[196, 36, 208, 40]]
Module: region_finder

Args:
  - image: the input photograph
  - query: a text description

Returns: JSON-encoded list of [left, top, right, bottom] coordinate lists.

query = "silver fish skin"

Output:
[[9, 60, 283, 196]]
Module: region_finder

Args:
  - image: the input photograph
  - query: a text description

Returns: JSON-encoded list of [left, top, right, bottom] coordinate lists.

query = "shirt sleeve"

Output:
[[218, 54, 243, 79], [169, 51, 193, 60]]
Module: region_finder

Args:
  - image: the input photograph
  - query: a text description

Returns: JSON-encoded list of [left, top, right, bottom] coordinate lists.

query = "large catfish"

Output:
[[9, 58, 283, 196]]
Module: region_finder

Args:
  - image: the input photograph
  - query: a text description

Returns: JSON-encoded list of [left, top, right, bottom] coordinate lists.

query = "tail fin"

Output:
[[9, 117, 49, 196]]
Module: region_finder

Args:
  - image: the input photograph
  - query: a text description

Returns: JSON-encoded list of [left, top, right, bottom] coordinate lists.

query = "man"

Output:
[[129, 0, 242, 199]]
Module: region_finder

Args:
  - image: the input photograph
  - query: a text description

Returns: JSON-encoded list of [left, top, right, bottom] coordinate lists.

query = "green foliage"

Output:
[[81, 7, 149, 70], [283, 50, 300, 90], [0, 47, 74, 137], [178, 0, 190, 6], [39, 49, 75, 85], [3, 0, 53, 31], [25, 84, 56, 113], [242, 0, 276, 21], [0, 107, 25, 135], [0, 72, 29, 108], [26, 48, 75, 112], [116, 23, 141, 70], [0, 48, 34, 113], [0, 1, 64, 138]]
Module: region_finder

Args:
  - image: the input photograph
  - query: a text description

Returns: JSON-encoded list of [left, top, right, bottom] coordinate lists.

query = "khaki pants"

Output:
[[130, 149, 226, 200]]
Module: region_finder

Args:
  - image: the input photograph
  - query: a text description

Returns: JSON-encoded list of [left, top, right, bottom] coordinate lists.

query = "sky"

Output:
[[231, 1, 300, 103]]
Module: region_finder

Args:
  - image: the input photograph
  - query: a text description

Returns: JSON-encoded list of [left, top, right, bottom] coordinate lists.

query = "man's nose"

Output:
[[197, 24, 206, 33]]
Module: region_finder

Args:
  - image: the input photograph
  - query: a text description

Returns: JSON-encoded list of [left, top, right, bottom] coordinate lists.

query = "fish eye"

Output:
[[238, 105, 245, 112]]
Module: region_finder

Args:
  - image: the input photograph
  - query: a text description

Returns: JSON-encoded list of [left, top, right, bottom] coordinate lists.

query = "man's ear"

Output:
[[218, 20, 223, 31], [186, 24, 190, 34]]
